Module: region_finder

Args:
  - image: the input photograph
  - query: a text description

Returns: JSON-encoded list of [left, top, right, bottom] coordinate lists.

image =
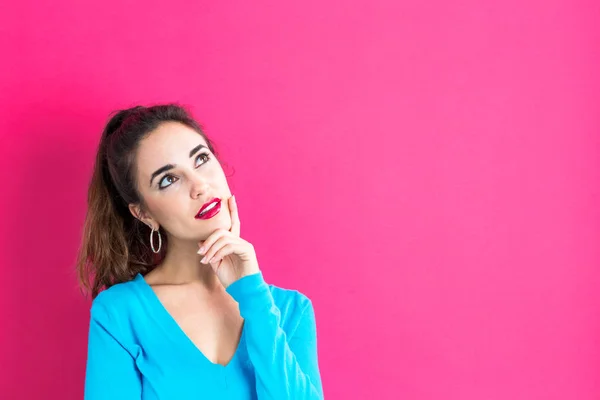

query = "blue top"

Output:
[[84, 271, 323, 399]]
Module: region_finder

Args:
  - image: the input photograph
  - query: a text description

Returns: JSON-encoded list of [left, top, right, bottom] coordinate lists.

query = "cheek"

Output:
[[150, 196, 186, 224], [212, 167, 230, 190]]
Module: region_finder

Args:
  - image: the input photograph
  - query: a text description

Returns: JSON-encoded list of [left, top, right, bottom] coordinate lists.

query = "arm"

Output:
[[84, 303, 142, 399], [226, 272, 324, 400]]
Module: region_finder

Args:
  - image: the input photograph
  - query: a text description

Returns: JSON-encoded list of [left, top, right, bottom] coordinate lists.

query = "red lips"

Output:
[[195, 198, 221, 219]]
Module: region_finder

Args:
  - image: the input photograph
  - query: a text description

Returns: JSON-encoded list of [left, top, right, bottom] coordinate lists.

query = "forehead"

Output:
[[136, 122, 207, 168]]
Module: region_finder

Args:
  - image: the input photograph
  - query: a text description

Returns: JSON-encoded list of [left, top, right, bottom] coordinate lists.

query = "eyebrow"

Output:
[[149, 144, 208, 186]]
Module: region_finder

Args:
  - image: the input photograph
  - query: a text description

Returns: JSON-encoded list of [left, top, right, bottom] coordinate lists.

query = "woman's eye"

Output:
[[158, 175, 177, 189], [158, 153, 211, 190], [196, 153, 210, 166]]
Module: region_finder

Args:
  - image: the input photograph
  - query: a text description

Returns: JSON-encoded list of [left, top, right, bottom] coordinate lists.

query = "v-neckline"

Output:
[[135, 272, 246, 369]]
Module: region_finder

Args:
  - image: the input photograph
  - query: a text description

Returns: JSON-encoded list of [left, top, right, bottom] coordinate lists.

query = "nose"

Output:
[[190, 175, 210, 199]]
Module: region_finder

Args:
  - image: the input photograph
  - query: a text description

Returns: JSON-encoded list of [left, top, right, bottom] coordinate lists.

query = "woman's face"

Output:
[[129, 121, 232, 241]]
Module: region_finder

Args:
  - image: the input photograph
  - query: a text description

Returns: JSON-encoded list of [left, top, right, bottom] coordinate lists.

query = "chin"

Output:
[[195, 211, 229, 230]]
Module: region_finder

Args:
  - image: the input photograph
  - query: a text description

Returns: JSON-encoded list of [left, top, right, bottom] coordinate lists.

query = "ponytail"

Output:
[[76, 104, 209, 299]]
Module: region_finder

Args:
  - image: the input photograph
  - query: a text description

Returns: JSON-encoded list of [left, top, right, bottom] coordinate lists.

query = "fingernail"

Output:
[[201, 256, 207, 263], [198, 246, 205, 254]]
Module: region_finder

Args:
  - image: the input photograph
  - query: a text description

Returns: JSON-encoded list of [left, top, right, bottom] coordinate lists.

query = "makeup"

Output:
[[195, 198, 221, 220]]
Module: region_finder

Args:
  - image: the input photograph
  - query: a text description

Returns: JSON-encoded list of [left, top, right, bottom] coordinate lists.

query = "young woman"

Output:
[[77, 104, 323, 399]]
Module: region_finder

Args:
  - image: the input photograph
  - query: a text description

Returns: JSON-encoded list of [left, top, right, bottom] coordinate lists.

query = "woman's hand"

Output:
[[197, 195, 260, 288]]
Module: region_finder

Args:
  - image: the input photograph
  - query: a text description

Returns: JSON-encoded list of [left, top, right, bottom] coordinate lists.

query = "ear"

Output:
[[129, 203, 157, 230]]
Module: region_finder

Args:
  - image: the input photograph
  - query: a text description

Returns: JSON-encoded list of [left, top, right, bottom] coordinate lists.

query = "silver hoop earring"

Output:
[[150, 227, 162, 253]]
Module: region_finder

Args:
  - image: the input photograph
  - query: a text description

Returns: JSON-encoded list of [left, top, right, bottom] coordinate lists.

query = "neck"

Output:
[[154, 235, 222, 291]]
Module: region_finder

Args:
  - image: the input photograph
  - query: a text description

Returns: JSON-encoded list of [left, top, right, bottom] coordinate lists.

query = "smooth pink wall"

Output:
[[1, 1, 599, 399]]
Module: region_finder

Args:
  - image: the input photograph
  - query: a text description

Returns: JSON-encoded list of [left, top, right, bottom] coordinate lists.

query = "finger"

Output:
[[201, 235, 232, 264], [229, 195, 241, 236], [197, 229, 228, 258], [208, 257, 222, 274], [209, 243, 238, 264]]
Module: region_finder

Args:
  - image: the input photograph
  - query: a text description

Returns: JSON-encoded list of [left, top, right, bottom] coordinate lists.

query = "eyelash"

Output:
[[158, 153, 211, 190]]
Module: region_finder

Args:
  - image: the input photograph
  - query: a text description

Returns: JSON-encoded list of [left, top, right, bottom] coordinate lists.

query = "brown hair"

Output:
[[76, 103, 223, 299]]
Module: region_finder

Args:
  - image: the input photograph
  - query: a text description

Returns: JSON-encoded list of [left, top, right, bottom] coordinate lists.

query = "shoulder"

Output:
[[87, 276, 145, 356], [90, 275, 144, 322], [266, 281, 315, 330], [268, 282, 312, 310]]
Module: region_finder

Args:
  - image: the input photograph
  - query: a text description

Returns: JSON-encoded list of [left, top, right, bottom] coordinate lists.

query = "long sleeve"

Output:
[[226, 272, 324, 400], [84, 302, 142, 399]]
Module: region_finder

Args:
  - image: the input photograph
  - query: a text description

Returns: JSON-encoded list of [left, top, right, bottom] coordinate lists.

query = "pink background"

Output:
[[1, 1, 599, 399]]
